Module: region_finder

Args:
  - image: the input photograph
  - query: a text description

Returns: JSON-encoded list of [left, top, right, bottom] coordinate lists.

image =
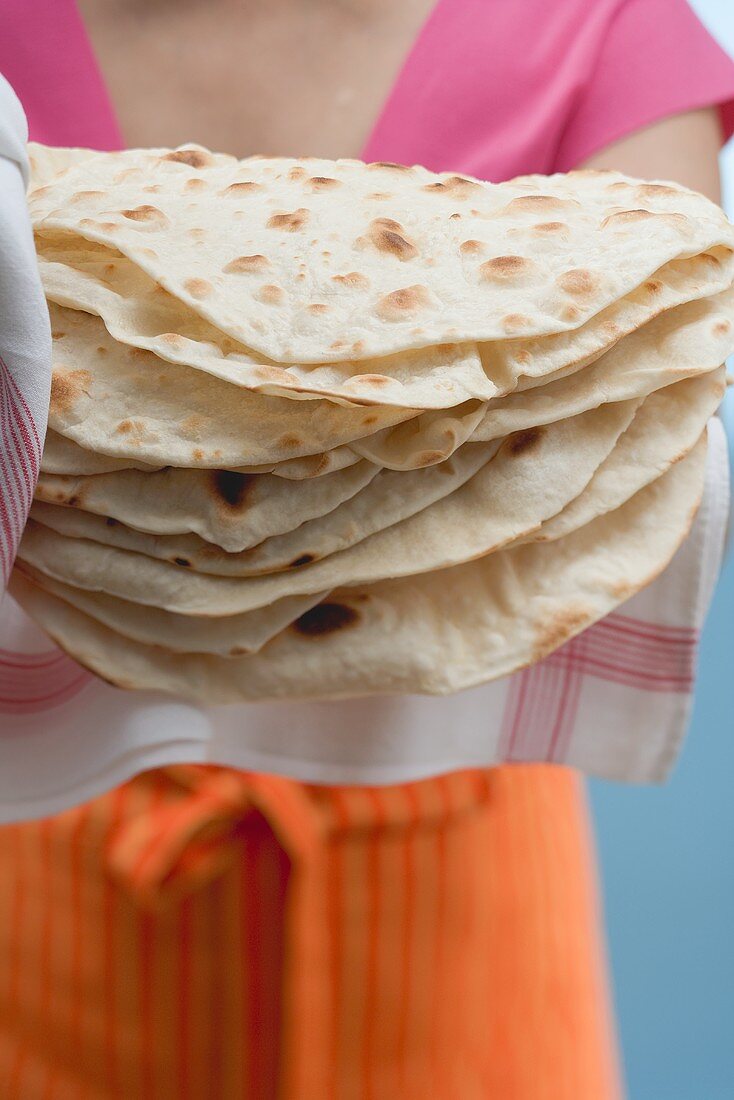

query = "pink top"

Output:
[[0, 0, 733, 803], [2, 0, 734, 176]]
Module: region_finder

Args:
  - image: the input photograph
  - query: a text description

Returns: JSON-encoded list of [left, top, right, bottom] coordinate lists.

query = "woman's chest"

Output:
[[76, 0, 437, 158]]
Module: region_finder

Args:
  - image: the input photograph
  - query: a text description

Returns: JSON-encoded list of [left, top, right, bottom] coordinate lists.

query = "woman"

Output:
[[0, 1, 733, 1096]]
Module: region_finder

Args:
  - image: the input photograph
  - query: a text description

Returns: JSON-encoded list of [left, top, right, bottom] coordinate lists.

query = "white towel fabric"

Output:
[[0, 75, 50, 588], [0, 82, 729, 822]]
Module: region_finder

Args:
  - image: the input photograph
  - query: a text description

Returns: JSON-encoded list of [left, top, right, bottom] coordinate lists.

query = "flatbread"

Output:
[[29, 439, 499, 574], [19, 399, 638, 615], [37, 230, 734, 407], [40, 428, 364, 480], [47, 304, 416, 467], [35, 458, 380, 553], [38, 243, 497, 410], [10, 435, 706, 700], [351, 289, 734, 467], [521, 371, 724, 543], [14, 564, 328, 657], [30, 149, 734, 369]]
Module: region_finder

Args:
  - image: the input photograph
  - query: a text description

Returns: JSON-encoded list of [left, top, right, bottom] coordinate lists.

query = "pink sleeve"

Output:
[[0, 0, 122, 149], [555, 0, 734, 171]]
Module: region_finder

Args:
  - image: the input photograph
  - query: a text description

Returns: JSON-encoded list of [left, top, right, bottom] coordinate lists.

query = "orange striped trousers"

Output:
[[0, 765, 621, 1099]]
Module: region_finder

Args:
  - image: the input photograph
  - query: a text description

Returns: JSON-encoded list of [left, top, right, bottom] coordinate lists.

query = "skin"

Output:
[[580, 106, 722, 202], [76, 0, 438, 159], [78, 2, 724, 195]]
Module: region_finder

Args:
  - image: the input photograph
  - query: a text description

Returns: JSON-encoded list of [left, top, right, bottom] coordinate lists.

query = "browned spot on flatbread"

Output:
[[608, 578, 635, 601], [50, 369, 92, 416], [331, 271, 370, 289], [503, 195, 573, 213], [184, 277, 213, 299], [267, 208, 309, 231], [600, 209, 656, 228], [288, 166, 307, 181], [278, 433, 302, 449], [159, 332, 185, 349], [211, 471, 255, 508], [292, 602, 359, 636], [460, 240, 485, 256], [79, 218, 119, 233], [502, 313, 533, 333], [120, 205, 170, 228], [162, 149, 214, 168], [635, 183, 680, 200], [306, 176, 341, 190], [249, 367, 291, 387], [354, 374, 390, 387], [222, 181, 262, 196], [180, 414, 208, 437], [366, 192, 393, 201], [114, 419, 146, 439], [556, 268, 600, 297], [113, 168, 142, 184], [362, 218, 418, 261], [422, 175, 482, 198], [289, 553, 315, 568], [374, 284, 433, 321], [505, 426, 545, 456], [644, 279, 663, 294], [533, 221, 568, 233], [256, 284, 284, 305], [368, 161, 411, 171], [306, 303, 329, 314], [415, 449, 449, 467], [68, 190, 105, 204], [223, 254, 270, 275], [184, 178, 208, 193], [714, 320, 731, 335], [532, 605, 591, 662], [479, 255, 535, 281]]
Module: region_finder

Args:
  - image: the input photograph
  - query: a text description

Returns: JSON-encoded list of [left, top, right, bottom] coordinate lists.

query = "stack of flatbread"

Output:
[[10, 144, 734, 702]]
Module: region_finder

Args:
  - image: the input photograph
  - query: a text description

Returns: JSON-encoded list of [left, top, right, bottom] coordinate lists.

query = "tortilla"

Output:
[[10, 434, 706, 700], [40, 428, 363, 479], [14, 564, 329, 657], [19, 399, 638, 615], [351, 289, 734, 467], [30, 149, 734, 368], [35, 458, 380, 553], [521, 370, 724, 543], [47, 303, 416, 468], [29, 439, 498, 574], [37, 230, 734, 408]]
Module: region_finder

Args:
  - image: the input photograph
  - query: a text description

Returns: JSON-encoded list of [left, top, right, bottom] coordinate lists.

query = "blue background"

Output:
[[590, 4, 734, 1096]]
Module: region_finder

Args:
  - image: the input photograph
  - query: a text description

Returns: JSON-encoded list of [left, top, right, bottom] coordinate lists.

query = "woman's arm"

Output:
[[579, 106, 723, 203]]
